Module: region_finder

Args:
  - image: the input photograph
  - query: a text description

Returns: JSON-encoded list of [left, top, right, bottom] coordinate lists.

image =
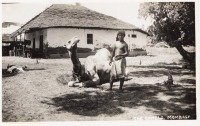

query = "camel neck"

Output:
[[68, 50, 81, 66]]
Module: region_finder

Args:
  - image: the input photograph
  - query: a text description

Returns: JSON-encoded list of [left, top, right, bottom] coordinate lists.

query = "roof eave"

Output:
[[134, 29, 150, 36], [20, 26, 136, 33], [13, 26, 149, 36]]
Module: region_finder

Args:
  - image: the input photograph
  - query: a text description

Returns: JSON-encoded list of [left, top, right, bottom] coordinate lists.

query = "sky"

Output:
[[1, 0, 152, 34]]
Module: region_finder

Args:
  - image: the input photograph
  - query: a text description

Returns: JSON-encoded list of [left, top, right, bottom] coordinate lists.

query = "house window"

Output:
[[33, 38, 35, 49], [128, 34, 130, 37], [87, 34, 93, 44], [132, 34, 137, 38]]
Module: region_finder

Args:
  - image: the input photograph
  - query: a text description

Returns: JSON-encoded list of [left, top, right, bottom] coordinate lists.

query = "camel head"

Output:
[[65, 37, 80, 51]]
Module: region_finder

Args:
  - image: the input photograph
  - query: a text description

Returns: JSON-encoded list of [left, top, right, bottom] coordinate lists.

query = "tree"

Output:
[[139, 2, 195, 65]]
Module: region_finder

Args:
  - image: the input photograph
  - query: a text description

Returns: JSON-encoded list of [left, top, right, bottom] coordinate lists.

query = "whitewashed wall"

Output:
[[25, 29, 47, 48], [46, 28, 147, 50], [24, 28, 147, 50], [128, 31, 148, 50], [47, 28, 120, 49], [16, 33, 25, 41]]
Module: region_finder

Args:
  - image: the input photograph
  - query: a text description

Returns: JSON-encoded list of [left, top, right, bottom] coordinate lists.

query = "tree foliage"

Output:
[[139, 2, 195, 46]]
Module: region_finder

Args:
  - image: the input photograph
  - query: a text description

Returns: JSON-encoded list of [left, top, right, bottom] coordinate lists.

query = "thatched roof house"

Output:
[[12, 4, 147, 35], [12, 4, 149, 58]]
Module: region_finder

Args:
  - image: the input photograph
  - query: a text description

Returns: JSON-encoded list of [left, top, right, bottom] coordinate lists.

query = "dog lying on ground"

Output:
[[7, 64, 27, 75]]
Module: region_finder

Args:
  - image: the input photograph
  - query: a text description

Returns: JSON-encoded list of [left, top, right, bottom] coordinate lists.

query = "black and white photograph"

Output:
[[1, 0, 199, 124]]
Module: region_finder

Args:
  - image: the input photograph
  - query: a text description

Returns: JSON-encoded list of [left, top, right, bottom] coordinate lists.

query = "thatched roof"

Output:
[[12, 4, 148, 36]]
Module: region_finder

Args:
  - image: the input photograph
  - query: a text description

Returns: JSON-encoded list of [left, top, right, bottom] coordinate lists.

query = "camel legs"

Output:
[[68, 81, 85, 87], [68, 81, 76, 87], [80, 73, 100, 87], [68, 68, 100, 88]]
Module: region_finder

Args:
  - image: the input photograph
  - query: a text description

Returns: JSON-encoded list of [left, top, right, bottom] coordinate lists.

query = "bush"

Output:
[[133, 48, 146, 51], [77, 47, 92, 53], [48, 47, 67, 54], [128, 49, 147, 57]]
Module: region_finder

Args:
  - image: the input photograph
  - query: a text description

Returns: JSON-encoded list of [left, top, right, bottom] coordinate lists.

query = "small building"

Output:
[[2, 34, 14, 56], [12, 4, 149, 58], [2, 34, 31, 57], [2, 34, 24, 56]]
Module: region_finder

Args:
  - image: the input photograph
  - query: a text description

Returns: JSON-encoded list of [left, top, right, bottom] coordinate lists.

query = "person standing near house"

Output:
[[109, 30, 129, 91]]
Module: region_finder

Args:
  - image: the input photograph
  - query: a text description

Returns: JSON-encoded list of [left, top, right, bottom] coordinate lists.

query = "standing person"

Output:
[[109, 30, 129, 91]]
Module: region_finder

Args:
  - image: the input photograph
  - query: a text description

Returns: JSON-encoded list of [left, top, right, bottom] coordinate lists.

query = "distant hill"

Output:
[[2, 21, 22, 28]]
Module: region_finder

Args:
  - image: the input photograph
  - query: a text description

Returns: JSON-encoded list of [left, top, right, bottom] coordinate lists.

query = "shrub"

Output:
[[77, 47, 92, 53]]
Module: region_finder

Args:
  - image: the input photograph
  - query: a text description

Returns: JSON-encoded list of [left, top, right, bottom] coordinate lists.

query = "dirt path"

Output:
[[2, 55, 196, 121]]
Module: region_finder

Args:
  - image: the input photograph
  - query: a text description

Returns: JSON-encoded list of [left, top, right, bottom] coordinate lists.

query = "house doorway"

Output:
[[39, 35, 43, 52], [33, 38, 35, 49]]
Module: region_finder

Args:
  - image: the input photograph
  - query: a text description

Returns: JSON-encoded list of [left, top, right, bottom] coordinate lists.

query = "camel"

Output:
[[65, 37, 122, 87]]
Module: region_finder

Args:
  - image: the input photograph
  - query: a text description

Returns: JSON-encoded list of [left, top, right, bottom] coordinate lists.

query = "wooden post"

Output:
[[9, 50, 12, 56], [13, 46, 16, 56], [22, 45, 25, 57], [20, 34, 21, 41]]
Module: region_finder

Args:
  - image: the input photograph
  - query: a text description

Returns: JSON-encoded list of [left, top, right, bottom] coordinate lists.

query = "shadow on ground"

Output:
[[41, 62, 196, 120], [56, 73, 72, 85], [41, 83, 196, 119], [129, 69, 195, 78], [2, 69, 16, 77], [179, 78, 196, 85], [128, 62, 195, 78]]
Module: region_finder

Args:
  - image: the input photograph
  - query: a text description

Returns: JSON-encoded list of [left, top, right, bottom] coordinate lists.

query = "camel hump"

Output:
[[84, 48, 111, 73], [95, 48, 111, 61]]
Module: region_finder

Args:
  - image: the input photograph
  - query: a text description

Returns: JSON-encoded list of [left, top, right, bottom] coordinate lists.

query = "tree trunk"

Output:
[[175, 44, 195, 64]]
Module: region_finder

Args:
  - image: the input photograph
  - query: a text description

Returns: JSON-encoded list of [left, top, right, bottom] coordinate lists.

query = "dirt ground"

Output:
[[2, 48, 196, 121]]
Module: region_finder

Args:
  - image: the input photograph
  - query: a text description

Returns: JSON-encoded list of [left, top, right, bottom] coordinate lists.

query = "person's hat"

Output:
[[116, 30, 125, 41], [117, 30, 125, 36]]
